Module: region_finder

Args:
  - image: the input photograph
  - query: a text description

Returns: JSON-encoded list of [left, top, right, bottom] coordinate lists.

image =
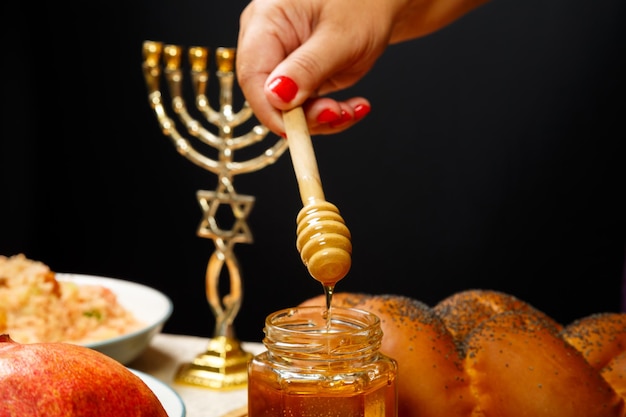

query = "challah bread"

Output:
[[433, 289, 563, 343], [605, 352, 626, 400], [560, 312, 626, 370], [301, 292, 475, 417], [300, 290, 626, 417], [463, 310, 623, 416], [560, 312, 626, 399]]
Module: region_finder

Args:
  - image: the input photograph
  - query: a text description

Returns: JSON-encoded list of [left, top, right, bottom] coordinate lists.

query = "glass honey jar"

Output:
[[248, 305, 398, 417]]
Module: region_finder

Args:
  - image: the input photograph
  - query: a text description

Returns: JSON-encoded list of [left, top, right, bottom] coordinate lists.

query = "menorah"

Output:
[[142, 40, 289, 390]]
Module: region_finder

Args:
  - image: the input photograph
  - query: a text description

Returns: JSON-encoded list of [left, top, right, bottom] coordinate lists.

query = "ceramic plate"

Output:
[[131, 368, 186, 417]]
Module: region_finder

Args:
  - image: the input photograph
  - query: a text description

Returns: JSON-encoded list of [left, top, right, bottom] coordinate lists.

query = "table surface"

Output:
[[129, 333, 265, 417]]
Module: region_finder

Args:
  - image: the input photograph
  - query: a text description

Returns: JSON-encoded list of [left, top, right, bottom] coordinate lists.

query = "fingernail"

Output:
[[353, 104, 371, 121], [316, 108, 341, 124], [268, 76, 298, 103], [329, 110, 352, 128], [279, 132, 287, 139]]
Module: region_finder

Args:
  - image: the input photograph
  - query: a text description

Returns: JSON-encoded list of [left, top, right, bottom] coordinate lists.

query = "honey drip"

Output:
[[323, 284, 334, 330]]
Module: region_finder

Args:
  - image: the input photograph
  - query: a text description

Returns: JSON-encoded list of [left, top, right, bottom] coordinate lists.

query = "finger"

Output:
[[304, 97, 372, 136]]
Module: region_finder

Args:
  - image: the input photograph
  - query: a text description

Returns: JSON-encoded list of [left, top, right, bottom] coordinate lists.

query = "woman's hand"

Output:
[[236, 0, 489, 136]]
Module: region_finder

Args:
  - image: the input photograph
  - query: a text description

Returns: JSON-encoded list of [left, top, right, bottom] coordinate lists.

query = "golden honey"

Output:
[[248, 306, 397, 417]]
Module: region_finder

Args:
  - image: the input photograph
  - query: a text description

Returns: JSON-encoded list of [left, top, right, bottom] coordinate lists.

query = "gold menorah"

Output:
[[142, 40, 288, 390]]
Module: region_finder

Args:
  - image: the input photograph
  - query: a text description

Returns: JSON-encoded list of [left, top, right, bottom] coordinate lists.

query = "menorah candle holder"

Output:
[[142, 40, 288, 390]]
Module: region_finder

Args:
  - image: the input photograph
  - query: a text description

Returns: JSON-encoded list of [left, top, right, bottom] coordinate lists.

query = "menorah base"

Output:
[[175, 336, 253, 390]]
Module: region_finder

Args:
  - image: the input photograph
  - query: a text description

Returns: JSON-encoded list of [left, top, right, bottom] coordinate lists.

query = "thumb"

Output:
[[265, 28, 383, 110]]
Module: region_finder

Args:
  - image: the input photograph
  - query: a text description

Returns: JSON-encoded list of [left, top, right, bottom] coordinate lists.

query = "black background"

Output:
[[2, 0, 625, 343]]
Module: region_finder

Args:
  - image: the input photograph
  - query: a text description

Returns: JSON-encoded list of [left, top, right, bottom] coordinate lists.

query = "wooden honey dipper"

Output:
[[283, 107, 352, 287]]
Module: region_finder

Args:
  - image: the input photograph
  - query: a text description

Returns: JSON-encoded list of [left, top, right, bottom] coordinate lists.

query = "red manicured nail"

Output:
[[329, 110, 352, 128], [316, 109, 341, 124], [268, 76, 298, 102], [353, 104, 371, 121]]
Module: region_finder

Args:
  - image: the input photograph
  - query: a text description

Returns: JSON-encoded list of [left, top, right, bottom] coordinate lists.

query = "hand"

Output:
[[236, 0, 489, 136]]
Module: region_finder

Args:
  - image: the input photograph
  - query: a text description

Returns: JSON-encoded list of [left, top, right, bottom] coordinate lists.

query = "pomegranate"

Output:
[[0, 334, 168, 417]]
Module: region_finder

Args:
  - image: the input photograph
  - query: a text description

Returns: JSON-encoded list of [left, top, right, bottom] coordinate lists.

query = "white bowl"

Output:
[[56, 273, 173, 365]]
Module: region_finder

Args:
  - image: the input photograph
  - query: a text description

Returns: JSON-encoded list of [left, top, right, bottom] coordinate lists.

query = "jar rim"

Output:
[[265, 306, 381, 336], [263, 306, 383, 356]]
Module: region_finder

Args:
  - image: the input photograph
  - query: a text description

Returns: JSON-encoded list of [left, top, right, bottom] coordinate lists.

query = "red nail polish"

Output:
[[354, 104, 371, 121], [329, 110, 352, 128], [268, 76, 298, 103], [316, 109, 340, 124]]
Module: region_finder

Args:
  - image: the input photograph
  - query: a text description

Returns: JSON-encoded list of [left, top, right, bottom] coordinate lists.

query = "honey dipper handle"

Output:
[[283, 107, 352, 285], [283, 107, 325, 205]]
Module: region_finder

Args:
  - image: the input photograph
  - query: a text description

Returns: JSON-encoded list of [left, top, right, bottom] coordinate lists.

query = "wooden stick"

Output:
[[283, 107, 325, 206], [283, 107, 352, 285]]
